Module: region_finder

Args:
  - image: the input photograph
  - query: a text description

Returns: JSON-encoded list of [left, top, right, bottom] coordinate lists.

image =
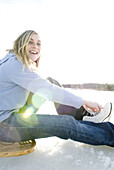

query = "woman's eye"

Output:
[[37, 43, 41, 46], [28, 41, 41, 46], [28, 41, 33, 44]]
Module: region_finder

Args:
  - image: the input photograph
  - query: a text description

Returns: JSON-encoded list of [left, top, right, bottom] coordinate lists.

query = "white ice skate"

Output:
[[83, 103, 112, 123]]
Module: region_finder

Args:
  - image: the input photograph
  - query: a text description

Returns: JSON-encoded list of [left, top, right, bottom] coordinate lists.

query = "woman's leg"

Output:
[[47, 77, 90, 120], [0, 113, 113, 147]]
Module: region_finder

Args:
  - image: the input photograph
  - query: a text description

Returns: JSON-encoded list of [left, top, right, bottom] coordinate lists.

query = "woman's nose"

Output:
[[32, 43, 38, 48]]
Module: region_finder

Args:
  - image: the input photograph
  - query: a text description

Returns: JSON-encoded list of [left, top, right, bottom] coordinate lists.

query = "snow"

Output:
[[0, 138, 114, 170], [0, 89, 114, 170]]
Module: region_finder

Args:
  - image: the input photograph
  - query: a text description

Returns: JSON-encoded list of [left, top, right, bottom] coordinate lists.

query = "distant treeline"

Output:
[[62, 83, 114, 91]]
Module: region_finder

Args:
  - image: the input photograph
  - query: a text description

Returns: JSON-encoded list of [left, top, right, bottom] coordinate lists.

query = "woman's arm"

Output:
[[6, 57, 102, 111]]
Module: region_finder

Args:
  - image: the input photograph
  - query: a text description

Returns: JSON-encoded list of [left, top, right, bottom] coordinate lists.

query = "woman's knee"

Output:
[[47, 77, 62, 87]]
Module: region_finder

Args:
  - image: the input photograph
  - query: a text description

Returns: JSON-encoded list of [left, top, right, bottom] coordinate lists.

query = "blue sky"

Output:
[[0, 0, 114, 84]]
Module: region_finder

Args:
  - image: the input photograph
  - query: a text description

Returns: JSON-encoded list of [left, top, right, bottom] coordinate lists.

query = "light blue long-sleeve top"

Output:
[[0, 52, 83, 122]]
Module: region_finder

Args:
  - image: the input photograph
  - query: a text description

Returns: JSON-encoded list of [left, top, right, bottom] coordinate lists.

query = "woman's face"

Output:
[[25, 33, 41, 62]]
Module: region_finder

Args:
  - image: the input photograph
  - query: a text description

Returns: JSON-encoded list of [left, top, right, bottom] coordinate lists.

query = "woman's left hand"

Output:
[[83, 100, 103, 113]]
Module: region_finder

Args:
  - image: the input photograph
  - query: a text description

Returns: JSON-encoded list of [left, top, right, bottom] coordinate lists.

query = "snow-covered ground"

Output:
[[0, 89, 114, 170]]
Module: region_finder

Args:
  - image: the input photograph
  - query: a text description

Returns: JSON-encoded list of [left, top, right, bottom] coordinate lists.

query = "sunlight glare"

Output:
[[23, 106, 35, 118]]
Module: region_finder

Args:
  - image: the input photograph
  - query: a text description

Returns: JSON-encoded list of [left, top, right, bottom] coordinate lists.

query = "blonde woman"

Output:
[[0, 30, 113, 148]]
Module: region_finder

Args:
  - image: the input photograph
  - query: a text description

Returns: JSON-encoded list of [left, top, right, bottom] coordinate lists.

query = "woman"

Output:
[[0, 30, 113, 147]]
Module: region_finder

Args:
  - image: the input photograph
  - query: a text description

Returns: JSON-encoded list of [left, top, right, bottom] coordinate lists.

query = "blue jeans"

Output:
[[0, 113, 114, 147]]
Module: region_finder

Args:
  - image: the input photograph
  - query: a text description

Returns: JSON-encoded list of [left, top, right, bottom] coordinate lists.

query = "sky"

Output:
[[0, 0, 114, 84]]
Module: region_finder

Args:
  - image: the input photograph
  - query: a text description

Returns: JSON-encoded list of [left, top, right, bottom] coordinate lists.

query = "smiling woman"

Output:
[[0, 30, 113, 158]]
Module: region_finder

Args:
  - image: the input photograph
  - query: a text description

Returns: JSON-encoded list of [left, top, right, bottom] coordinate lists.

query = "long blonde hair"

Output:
[[7, 30, 41, 70]]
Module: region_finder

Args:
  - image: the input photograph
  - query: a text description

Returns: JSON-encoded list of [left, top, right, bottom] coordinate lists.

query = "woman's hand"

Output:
[[83, 100, 103, 113]]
